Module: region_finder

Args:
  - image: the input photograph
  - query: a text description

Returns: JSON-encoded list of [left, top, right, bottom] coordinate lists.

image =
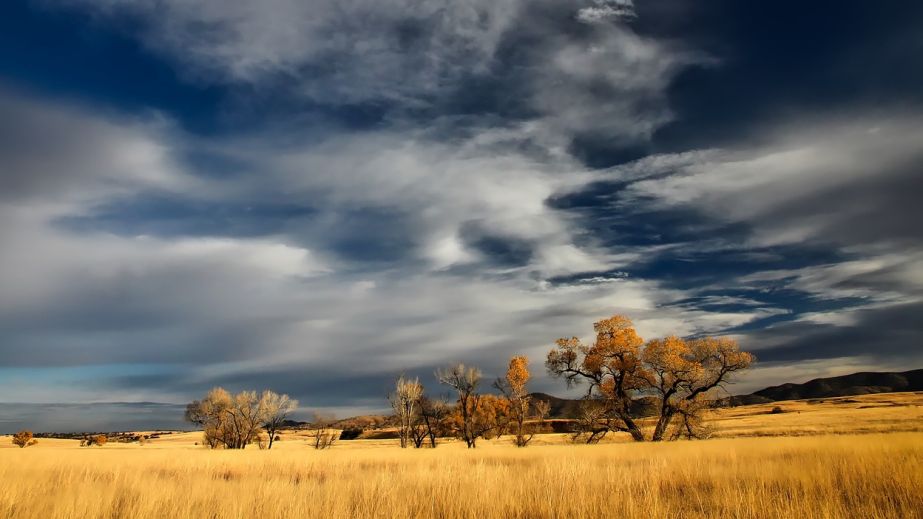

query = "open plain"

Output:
[[3, 392, 922, 519]]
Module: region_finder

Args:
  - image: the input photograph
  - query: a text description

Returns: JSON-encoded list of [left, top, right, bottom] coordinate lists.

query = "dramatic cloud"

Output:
[[0, 0, 921, 429]]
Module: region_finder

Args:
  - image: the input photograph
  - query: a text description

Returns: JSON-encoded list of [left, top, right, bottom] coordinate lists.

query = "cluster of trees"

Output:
[[390, 356, 550, 449], [176, 314, 751, 450], [185, 388, 298, 449], [546, 315, 753, 442], [388, 314, 751, 448]]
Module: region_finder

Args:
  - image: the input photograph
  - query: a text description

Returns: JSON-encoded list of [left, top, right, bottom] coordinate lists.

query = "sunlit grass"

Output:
[[2, 393, 922, 518]]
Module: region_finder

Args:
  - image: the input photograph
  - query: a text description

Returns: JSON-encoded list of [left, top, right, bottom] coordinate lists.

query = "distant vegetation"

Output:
[[175, 314, 752, 449], [11, 430, 37, 448], [81, 435, 108, 447], [184, 389, 297, 449]]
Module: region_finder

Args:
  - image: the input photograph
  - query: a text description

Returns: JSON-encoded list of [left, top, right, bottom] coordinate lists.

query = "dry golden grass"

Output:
[[2, 392, 922, 518], [707, 392, 923, 438]]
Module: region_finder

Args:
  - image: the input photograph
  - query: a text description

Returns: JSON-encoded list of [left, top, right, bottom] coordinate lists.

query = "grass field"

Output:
[[2, 392, 922, 518]]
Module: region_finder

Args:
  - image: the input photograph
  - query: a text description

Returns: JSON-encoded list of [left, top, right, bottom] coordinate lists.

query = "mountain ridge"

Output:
[[530, 368, 923, 418]]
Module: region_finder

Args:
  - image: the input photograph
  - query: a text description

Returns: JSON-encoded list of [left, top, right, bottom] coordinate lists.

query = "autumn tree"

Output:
[[437, 363, 492, 448], [495, 356, 550, 447], [546, 316, 649, 441], [11, 430, 38, 448], [547, 315, 753, 442], [477, 394, 513, 439], [389, 376, 424, 448], [260, 390, 298, 450]]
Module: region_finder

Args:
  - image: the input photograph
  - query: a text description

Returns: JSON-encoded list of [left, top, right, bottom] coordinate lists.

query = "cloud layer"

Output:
[[0, 0, 921, 425]]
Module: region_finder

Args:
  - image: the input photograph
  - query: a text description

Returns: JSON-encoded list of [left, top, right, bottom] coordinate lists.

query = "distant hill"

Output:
[[528, 392, 583, 418], [531, 369, 923, 418], [746, 369, 923, 402]]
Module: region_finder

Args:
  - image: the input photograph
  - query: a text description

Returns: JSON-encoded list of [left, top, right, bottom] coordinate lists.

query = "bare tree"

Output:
[[389, 376, 424, 448], [547, 315, 753, 442], [417, 395, 450, 448], [307, 412, 338, 449], [436, 363, 483, 448], [260, 390, 298, 449], [668, 397, 714, 440], [185, 387, 265, 449], [570, 400, 612, 444]]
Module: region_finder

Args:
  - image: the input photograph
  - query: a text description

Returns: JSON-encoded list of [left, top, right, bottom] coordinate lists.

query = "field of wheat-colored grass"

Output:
[[2, 393, 922, 518]]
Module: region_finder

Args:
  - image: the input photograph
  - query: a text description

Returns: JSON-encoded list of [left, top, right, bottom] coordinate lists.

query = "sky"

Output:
[[1, 0, 922, 431]]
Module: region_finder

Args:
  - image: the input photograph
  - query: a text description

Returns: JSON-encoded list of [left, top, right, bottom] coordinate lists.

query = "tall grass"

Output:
[[2, 433, 921, 518]]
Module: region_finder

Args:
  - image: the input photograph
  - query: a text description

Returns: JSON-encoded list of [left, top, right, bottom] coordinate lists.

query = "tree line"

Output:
[[173, 314, 752, 450]]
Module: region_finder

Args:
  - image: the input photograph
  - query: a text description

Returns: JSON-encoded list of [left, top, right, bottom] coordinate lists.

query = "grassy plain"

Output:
[[2, 392, 922, 519]]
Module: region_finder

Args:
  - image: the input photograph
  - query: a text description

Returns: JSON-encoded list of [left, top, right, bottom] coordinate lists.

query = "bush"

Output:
[[83, 435, 108, 447], [339, 428, 363, 440], [12, 430, 38, 448], [770, 406, 784, 414]]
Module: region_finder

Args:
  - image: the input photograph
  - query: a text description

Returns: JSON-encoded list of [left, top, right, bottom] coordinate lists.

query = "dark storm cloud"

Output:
[[635, 0, 923, 154], [747, 301, 923, 363]]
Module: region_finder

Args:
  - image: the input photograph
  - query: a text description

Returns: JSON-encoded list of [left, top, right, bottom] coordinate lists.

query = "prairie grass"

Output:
[[1, 433, 921, 518], [2, 393, 922, 518]]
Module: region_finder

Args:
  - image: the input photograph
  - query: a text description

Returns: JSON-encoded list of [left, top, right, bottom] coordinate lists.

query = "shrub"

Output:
[[84, 435, 108, 447], [12, 430, 38, 448], [770, 406, 784, 414], [339, 428, 363, 440]]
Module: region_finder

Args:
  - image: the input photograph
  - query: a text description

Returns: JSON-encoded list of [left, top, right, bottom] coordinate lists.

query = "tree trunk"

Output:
[[651, 410, 675, 442], [621, 415, 645, 442]]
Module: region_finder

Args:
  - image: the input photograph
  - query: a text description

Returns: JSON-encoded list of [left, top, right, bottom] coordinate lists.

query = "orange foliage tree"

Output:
[[546, 315, 753, 442], [495, 356, 550, 447], [437, 363, 514, 448]]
